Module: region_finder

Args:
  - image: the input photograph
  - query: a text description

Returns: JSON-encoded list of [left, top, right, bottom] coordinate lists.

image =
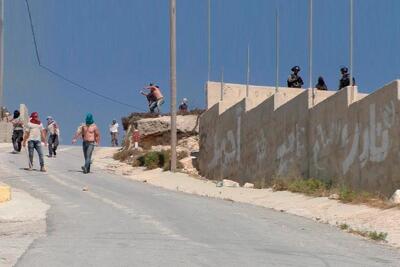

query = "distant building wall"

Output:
[[199, 80, 400, 196]]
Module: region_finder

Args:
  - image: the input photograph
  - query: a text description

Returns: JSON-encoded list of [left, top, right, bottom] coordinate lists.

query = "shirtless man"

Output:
[[144, 83, 164, 113], [72, 113, 100, 174]]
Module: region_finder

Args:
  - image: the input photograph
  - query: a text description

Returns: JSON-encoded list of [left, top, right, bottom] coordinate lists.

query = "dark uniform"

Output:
[[338, 67, 355, 90], [315, 76, 328, 90], [287, 66, 304, 88]]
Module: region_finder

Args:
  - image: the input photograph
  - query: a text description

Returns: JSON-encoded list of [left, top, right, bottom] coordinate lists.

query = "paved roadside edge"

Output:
[[0, 188, 50, 267]]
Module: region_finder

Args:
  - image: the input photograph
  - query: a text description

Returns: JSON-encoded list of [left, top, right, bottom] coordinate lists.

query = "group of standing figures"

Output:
[[287, 66, 356, 90], [10, 111, 60, 172], [9, 111, 100, 174]]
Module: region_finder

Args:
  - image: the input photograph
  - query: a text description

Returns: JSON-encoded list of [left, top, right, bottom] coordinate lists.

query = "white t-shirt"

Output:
[[109, 123, 119, 133], [26, 122, 44, 141], [47, 122, 60, 135]]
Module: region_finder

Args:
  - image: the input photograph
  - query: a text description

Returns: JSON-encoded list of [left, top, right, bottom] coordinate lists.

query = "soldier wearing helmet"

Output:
[[287, 66, 304, 88], [338, 66, 356, 90]]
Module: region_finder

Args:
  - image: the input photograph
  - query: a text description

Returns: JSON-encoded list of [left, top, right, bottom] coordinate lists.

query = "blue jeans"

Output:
[[82, 141, 95, 172], [149, 98, 165, 113], [28, 140, 44, 168], [48, 134, 59, 156]]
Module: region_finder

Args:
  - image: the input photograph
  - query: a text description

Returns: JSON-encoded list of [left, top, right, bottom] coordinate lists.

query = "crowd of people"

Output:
[[287, 65, 356, 90], [7, 110, 105, 174]]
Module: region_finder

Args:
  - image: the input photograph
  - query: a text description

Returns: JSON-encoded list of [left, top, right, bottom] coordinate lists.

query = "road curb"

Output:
[[0, 182, 11, 203]]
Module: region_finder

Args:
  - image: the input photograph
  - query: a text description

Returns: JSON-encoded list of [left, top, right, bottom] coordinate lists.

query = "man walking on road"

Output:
[[72, 113, 100, 174], [109, 119, 119, 147], [22, 112, 47, 172], [46, 116, 60, 158], [11, 110, 24, 153]]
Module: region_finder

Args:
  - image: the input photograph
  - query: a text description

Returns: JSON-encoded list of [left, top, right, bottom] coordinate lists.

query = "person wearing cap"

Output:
[[287, 66, 304, 88], [315, 76, 328, 91], [22, 112, 47, 172], [338, 67, 356, 90], [72, 113, 100, 174], [11, 110, 24, 153], [109, 119, 119, 147], [178, 98, 189, 113], [144, 83, 164, 113], [46, 116, 60, 158]]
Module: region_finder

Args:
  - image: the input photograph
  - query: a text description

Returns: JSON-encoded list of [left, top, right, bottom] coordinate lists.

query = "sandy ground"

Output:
[[94, 147, 400, 249]]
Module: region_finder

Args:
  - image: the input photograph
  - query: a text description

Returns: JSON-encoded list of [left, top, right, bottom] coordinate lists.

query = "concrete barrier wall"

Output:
[[199, 80, 400, 196]]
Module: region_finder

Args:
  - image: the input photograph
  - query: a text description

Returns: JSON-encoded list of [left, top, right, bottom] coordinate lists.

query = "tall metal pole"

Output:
[[0, 0, 4, 110], [275, 9, 279, 93], [220, 68, 224, 101], [246, 44, 250, 97], [309, 0, 315, 105], [170, 0, 177, 172], [349, 0, 354, 88], [208, 0, 211, 82]]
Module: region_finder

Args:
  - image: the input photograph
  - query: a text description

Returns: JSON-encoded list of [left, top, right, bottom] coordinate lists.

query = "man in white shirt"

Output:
[[109, 119, 119, 147], [46, 116, 60, 158], [23, 112, 47, 172]]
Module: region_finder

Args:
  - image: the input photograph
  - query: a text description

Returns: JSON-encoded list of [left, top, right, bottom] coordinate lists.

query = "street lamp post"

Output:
[[170, 0, 177, 172]]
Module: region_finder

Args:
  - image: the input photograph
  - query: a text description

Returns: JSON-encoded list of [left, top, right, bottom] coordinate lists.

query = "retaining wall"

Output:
[[199, 81, 400, 196]]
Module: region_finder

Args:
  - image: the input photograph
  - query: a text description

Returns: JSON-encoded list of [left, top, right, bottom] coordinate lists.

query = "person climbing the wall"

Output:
[[140, 85, 158, 113], [22, 112, 47, 172], [72, 113, 100, 174], [11, 110, 24, 153], [45, 116, 60, 158], [287, 66, 304, 88]]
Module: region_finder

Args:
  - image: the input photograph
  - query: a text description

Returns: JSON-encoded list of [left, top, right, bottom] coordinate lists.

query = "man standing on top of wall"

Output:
[[287, 66, 304, 88], [144, 83, 164, 114]]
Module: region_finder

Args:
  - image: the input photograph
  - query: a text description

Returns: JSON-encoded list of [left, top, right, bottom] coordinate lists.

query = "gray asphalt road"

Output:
[[1, 146, 400, 267]]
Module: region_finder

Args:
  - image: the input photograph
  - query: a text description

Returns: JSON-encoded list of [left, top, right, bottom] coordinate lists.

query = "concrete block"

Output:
[[0, 183, 11, 203]]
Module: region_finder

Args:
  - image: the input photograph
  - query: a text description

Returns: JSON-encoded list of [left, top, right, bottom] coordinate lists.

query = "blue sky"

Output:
[[4, 0, 400, 144]]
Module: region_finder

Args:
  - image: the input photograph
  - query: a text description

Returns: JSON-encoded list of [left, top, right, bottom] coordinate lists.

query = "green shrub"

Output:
[[339, 186, 357, 203], [132, 155, 145, 167], [144, 151, 160, 169], [286, 178, 329, 196], [368, 231, 388, 241]]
